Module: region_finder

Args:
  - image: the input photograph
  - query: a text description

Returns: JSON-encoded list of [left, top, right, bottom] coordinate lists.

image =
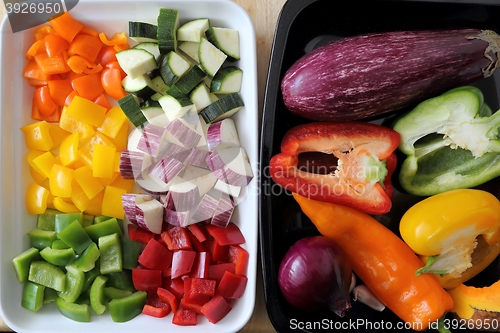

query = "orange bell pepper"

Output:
[[47, 79, 74, 107], [23, 60, 50, 81], [44, 33, 69, 57], [26, 39, 46, 60], [49, 12, 83, 43], [71, 72, 104, 100], [31, 97, 62, 122], [68, 34, 103, 63], [293, 193, 454, 331], [34, 52, 69, 76], [93, 93, 112, 110], [98, 32, 128, 46], [66, 55, 103, 75], [34, 25, 55, 41], [33, 86, 57, 116], [101, 67, 127, 100], [96, 46, 117, 66]]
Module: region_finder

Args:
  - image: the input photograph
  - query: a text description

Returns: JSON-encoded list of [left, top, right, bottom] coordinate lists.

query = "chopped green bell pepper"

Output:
[[43, 287, 58, 304], [120, 237, 142, 270], [51, 239, 70, 250], [28, 261, 66, 291], [89, 275, 108, 315], [55, 212, 83, 234], [22, 281, 45, 312], [39, 247, 76, 266], [27, 228, 56, 250], [57, 220, 93, 254], [103, 286, 133, 300], [393, 86, 500, 196], [75, 242, 100, 272], [12, 247, 41, 283], [84, 218, 123, 242], [36, 208, 58, 231], [99, 233, 122, 275], [55, 297, 91, 322], [83, 266, 101, 292], [108, 290, 147, 322], [58, 264, 85, 303], [107, 270, 136, 292]]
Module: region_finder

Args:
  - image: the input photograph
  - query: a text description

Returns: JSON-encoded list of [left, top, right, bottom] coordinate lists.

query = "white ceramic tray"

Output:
[[0, 0, 259, 332]]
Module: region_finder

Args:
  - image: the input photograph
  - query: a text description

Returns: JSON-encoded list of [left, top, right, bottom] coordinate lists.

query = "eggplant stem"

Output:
[[467, 30, 500, 78]]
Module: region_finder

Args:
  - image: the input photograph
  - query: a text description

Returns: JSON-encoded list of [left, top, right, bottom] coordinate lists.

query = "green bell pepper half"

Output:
[[393, 86, 500, 196]]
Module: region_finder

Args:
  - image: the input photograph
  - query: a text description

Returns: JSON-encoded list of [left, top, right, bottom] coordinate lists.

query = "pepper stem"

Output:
[[415, 256, 450, 277]]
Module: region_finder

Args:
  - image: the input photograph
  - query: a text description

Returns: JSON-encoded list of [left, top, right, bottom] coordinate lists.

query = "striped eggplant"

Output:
[[281, 29, 500, 121]]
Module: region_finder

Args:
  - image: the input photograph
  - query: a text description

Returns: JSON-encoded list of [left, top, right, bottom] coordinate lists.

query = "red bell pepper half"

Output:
[[269, 121, 400, 214]]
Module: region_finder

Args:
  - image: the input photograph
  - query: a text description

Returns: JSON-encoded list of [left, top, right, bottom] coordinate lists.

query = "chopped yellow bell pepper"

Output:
[[27, 150, 47, 181], [97, 106, 127, 139], [70, 181, 91, 212], [48, 123, 70, 148], [85, 191, 104, 216], [78, 132, 116, 168], [21, 121, 53, 151], [109, 120, 129, 151], [59, 106, 95, 140], [400, 189, 500, 282], [49, 164, 74, 197], [52, 197, 80, 213], [65, 95, 107, 128], [92, 144, 116, 179], [59, 132, 80, 166], [29, 166, 47, 186], [32, 151, 57, 178], [26, 182, 50, 215], [73, 165, 104, 200], [101, 185, 126, 219]]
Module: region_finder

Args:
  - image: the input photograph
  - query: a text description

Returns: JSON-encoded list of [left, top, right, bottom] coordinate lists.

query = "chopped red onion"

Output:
[[207, 147, 254, 187], [137, 123, 166, 157], [165, 118, 202, 149], [120, 150, 146, 180], [211, 192, 235, 228]]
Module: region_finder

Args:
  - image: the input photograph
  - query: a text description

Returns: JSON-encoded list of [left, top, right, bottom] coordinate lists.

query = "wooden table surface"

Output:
[[0, 0, 286, 331]]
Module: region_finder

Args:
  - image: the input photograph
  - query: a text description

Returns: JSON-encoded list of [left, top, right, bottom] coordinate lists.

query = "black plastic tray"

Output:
[[259, 0, 500, 332]]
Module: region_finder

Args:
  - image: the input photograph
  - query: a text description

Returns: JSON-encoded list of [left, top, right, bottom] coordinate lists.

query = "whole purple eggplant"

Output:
[[281, 29, 500, 121]]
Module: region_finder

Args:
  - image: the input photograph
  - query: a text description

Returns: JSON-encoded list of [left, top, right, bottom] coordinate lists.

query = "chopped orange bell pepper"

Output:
[[99, 32, 128, 46], [67, 55, 103, 75], [68, 34, 103, 63], [34, 52, 69, 76], [34, 86, 57, 116], [49, 12, 83, 43], [23, 60, 50, 81], [44, 33, 69, 57], [47, 79, 74, 107], [26, 39, 46, 60], [71, 72, 104, 100], [34, 25, 55, 41], [101, 67, 127, 100], [93, 93, 112, 110]]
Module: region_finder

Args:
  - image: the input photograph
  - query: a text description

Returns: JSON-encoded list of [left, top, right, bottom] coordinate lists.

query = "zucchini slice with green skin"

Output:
[[205, 27, 240, 61], [178, 41, 200, 63], [118, 94, 148, 128], [199, 37, 227, 78], [116, 49, 157, 79], [158, 94, 196, 121], [122, 74, 157, 99], [159, 51, 191, 86], [177, 18, 210, 42], [129, 21, 158, 43], [150, 75, 170, 95], [210, 66, 243, 93], [167, 65, 206, 98], [157, 8, 179, 54], [200, 92, 244, 123], [190, 82, 218, 112], [132, 42, 161, 61]]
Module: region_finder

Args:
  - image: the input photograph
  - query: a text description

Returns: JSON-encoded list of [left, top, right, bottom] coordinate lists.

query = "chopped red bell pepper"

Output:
[[187, 223, 208, 243], [201, 295, 232, 324], [157, 287, 178, 312], [189, 252, 210, 279], [216, 271, 247, 299], [205, 223, 245, 246], [142, 304, 170, 318], [188, 231, 206, 252], [205, 239, 229, 263], [131, 268, 162, 292], [164, 277, 184, 300], [183, 278, 210, 305], [188, 278, 216, 302], [161, 226, 192, 251], [138, 238, 173, 271], [172, 308, 197, 326], [208, 263, 235, 283], [228, 245, 249, 276], [128, 224, 154, 244], [269, 121, 400, 215], [171, 250, 196, 279], [179, 295, 204, 314]]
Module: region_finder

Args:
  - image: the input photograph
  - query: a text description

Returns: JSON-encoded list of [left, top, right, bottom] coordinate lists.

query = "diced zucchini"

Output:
[[210, 66, 243, 93], [190, 82, 218, 112], [167, 65, 206, 98], [177, 18, 210, 42], [132, 42, 161, 61], [198, 37, 227, 78], [118, 94, 148, 128], [129, 21, 158, 43], [205, 27, 240, 61], [141, 105, 166, 125], [199, 92, 244, 123], [157, 8, 179, 54], [122, 74, 157, 99], [150, 75, 170, 95], [116, 49, 157, 79], [178, 41, 200, 63], [159, 51, 191, 86], [158, 94, 195, 121]]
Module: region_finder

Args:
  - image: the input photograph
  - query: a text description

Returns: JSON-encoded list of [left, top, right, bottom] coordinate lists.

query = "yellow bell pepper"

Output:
[[77, 132, 116, 168], [400, 189, 500, 288], [59, 106, 96, 140], [65, 95, 107, 128], [101, 185, 126, 219], [70, 181, 91, 212], [48, 123, 70, 148], [92, 144, 116, 179], [52, 197, 80, 213], [32, 151, 57, 178], [21, 121, 53, 151], [26, 182, 50, 215], [59, 132, 80, 166], [73, 165, 104, 200], [49, 164, 74, 197], [97, 105, 127, 139]]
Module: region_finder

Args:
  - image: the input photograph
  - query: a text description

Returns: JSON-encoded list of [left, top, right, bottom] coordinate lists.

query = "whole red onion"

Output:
[[278, 236, 352, 317]]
